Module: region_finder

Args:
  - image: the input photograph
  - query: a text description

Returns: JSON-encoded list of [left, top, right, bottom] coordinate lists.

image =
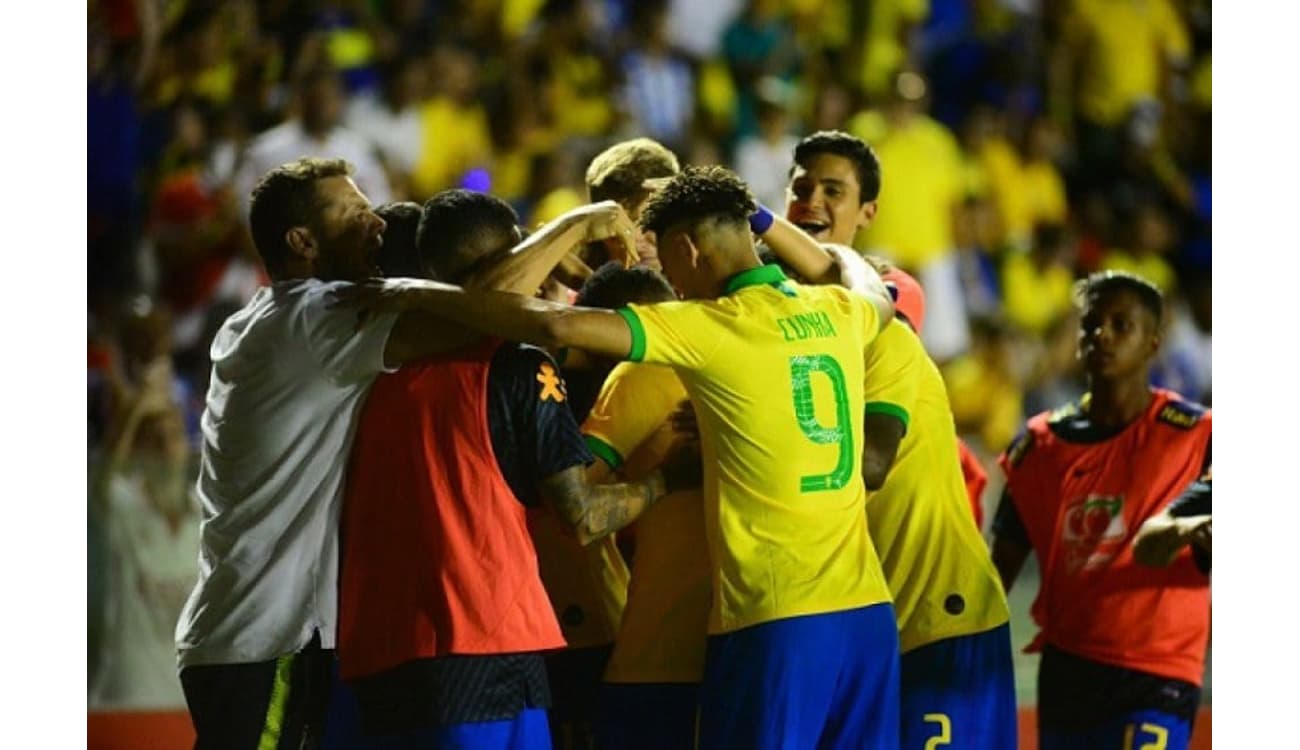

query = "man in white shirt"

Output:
[[176, 156, 642, 749], [233, 68, 393, 220]]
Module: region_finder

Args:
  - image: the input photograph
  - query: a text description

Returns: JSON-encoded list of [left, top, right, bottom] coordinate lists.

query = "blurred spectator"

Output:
[[531, 0, 619, 141], [952, 196, 1003, 320], [620, 0, 696, 152], [89, 16, 147, 303], [733, 83, 801, 210], [1102, 201, 1178, 295], [1052, 0, 1189, 191], [857, 0, 930, 99], [233, 66, 392, 216], [1151, 273, 1212, 404], [851, 71, 970, 361], [667, 0, 745, 60], [944, 316, 1024, 455], [345, 53, 428, 196], [312, 1, 384, 93], [1002, 224, 1077, 337], [148, 101, 264, 354], [411, 43, 493, 197], [722, 0, 801, 140], [1021, 116, 1070, 228], [89, 341, 199, 709]]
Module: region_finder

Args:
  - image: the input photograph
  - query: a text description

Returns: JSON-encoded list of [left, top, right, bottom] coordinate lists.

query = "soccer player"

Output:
[[583, 137, 681, 273], [776, 129, 1017, 749], [174, 158, 632, 749], [785, 129, 989, 523], [992, 271, 1212, 750], [335, 166, 900, 749], [572, 263, 710, 750], [338, 189, 699, 748]]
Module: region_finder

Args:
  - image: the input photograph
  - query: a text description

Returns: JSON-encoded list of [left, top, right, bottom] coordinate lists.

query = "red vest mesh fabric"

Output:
[[1000, 389, 1211, 685], [338, 341, 565, 681]]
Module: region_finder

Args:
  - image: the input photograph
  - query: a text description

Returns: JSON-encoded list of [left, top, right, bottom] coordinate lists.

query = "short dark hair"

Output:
[[576, 262, 676, 309], [248, 157, 353, 278], [586, 138, 681, 210], [639, 165, 756, 238], [416, 189, 520, 283], [374, 202, 425, 279], [1073, 270, 1164, 324], [791, 130, 882, 203]]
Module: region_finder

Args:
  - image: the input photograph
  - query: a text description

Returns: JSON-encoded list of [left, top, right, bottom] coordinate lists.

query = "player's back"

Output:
[[863, 321, 1010, 653], [622, 265, 891, 634]]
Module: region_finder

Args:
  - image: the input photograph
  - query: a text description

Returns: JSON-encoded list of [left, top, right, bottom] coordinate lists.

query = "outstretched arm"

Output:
[[343, 279, 636, 361], [472, 200, 637, 295]]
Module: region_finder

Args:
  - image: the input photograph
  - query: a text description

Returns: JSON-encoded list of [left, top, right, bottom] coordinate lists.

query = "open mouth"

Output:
[[795, 220, 830, 237]]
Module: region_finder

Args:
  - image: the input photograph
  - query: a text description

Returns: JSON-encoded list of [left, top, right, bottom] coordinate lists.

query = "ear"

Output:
[[858, 200, 878, 229], [680, 232, 703, 270], [285, 226, 318, 263]]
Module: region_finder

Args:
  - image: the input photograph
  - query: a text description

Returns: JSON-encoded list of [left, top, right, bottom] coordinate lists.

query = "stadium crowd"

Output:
[[87, 0, 1212, 747]]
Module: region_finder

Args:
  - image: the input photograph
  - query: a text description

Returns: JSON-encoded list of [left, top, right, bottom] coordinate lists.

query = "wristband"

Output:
[[748, 204, 775, 235]]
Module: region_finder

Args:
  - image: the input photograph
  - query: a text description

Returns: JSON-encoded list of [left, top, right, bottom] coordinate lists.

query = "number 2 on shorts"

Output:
[[789, 354, 854, 492], [923, 713, 951, 750]]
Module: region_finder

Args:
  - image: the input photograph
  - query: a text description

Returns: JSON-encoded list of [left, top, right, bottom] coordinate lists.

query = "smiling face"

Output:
[[1078, 288, 1161, 382], [785, 153, 876, 245], [308, 176, 388, 282]]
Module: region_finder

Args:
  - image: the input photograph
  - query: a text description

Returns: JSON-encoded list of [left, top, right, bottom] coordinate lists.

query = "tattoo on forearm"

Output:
[[540, 467, 665, 542]]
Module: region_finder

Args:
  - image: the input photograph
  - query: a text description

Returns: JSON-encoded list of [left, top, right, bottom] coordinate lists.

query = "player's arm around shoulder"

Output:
[[331, 277, 637, 364]]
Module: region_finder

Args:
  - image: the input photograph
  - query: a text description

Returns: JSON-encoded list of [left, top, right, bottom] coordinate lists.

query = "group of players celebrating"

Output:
[[171, 129, 1212, 750]]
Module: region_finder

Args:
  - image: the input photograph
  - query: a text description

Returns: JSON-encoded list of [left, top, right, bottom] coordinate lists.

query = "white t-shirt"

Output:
[[91, 474, 201, 709], [175, 279, 396, 668]]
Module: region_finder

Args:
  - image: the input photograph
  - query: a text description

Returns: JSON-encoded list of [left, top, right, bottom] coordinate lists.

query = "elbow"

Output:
[[539, 313, 572, 350], [862, 466, 889, 492]]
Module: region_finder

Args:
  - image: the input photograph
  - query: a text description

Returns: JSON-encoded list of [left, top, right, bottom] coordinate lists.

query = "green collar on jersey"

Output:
[[722, 264, 794, 296]]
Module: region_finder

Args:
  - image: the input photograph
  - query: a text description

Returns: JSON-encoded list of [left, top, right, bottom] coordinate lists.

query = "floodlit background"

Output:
[[87, 0, 1211, 746]]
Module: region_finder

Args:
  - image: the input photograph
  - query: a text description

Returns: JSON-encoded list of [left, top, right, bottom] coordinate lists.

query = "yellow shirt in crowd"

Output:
[[851, 110, 964, 269], [1002, 253, 1076, 336], [1068, 0, 1190, 126]]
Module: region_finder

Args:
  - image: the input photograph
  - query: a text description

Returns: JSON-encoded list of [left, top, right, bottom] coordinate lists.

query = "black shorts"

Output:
[[544, 644, 613, 750], [1037, 644, 1202, 731], [180, 632, 334, 750]]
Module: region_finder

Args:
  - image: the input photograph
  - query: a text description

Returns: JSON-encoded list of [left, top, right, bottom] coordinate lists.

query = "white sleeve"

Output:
[[295, 282, 399, 384]]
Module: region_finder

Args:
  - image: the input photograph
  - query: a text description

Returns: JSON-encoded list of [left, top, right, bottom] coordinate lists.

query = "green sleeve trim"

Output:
[[865, 401, 910, 431], [616, 307, 647, 362], [584, 434, 624, 470]]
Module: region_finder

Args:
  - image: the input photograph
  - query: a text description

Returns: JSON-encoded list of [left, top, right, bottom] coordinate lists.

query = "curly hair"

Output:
[[639, 165, 756, 238], [1073, 270, 1164, 324], [792, 130, 882, 203]]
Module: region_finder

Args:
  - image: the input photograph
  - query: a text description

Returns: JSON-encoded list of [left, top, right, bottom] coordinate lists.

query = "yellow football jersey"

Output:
[[620, 264, 892, 634], [529, 511, 629, 650], [863, 320, 1010, 653], [583, 362, 710, 684]]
